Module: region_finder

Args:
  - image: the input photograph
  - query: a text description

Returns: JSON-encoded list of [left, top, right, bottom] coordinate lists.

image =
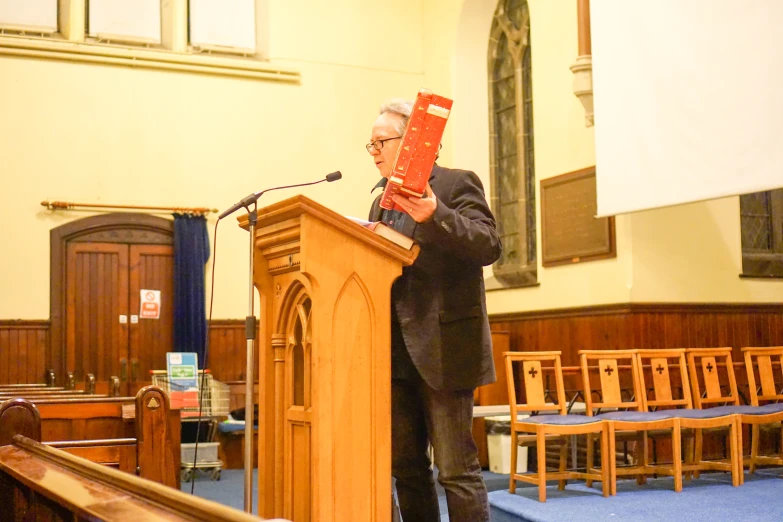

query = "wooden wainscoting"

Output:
[[0, 321, 49, 385], [0, 319, 258, 387], [489, 302, 783, 466], [490, 302, 783, 367], [207, 320, 259, 382], [9, 303, 781, 394]]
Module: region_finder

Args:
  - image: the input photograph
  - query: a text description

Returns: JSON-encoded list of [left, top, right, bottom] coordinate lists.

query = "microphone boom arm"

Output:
[[218, 171, 342, 220]]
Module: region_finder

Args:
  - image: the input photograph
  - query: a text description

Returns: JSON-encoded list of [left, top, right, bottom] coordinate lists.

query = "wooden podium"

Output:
[[238, 195, 418, 522]]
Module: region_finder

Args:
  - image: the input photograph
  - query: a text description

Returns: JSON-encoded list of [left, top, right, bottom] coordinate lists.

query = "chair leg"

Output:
[[683, 431, 694, 480], [600, 428, 610, 498], [608, 423, 618, 496], [509, 431, 518, 494], [585, 433, 594, 488], [693, 429, 703, 479], [737, 421, 745, 485], [729, 419, 740, 487], [558, 439, 568, 490], [537, 430, 547, 503], [778, 423, 783, 455], [749, 424, 760, 474], [637, 431, 649, 485], [672, 422, 682, 493]]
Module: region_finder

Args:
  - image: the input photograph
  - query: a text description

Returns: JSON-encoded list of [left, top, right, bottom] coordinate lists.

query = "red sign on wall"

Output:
[[140, 289, 161, 319]]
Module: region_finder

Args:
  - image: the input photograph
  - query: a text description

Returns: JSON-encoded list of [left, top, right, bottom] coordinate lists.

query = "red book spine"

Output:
[[379, 89, 453, 211]]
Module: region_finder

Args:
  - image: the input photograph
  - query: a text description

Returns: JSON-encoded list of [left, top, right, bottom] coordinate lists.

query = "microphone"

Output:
[[219, 171, 342, 219]]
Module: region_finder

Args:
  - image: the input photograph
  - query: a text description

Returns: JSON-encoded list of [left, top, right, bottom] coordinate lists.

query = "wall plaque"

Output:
[[540, 167, 616, 267]]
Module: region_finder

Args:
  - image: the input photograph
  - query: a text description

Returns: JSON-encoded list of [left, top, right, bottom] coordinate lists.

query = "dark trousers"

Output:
[[392, 375, 490, 522]]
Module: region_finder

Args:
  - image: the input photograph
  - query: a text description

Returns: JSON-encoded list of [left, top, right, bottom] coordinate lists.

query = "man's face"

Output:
[[369, 112, 404, 179]]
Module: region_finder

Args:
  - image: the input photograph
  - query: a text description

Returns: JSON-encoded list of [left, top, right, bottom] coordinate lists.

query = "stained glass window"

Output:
[[488, 0, 536, 287], [740, 189, 783, 277]]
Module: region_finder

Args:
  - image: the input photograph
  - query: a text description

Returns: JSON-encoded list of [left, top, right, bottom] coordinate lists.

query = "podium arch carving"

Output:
[[277, 279, 313, 519]]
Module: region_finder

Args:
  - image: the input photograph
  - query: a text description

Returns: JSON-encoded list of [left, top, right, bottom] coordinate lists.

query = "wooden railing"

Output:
[[0, 435, 275, 521]]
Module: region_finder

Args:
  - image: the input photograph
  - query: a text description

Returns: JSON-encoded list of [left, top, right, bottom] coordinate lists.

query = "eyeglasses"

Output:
[[366, 136, 402, 154]]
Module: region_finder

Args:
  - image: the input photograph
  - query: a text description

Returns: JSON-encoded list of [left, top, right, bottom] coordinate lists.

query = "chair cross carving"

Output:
[[706, 362, 714, 373], [604, 365, 614, 376], [528, 367, 538, 378], [656, 364, 665, 375]]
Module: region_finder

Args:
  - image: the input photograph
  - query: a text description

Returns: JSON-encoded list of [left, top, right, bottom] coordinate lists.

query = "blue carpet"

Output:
[[490, 470, 783, 522], [183, 468, 783, 521], [181, 468, 258, 513], [182, 468, 509, 520]]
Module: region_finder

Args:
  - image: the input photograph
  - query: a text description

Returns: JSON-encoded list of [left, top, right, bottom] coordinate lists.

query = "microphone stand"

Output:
[[243, 205, 257, 514], [219, 172, 342, 514]]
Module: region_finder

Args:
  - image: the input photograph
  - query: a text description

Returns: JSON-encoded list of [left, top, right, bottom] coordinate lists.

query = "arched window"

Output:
[[740, 189, 783, 277], [488, 0, 536, 287]]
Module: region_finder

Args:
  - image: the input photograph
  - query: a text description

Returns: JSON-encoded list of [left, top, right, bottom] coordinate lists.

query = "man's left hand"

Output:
[[392, 183, 437, 223]]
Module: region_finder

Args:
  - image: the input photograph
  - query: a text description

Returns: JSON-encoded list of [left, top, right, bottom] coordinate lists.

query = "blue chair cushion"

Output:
[[521, 414, 602, 426], [597, 410, 676, 422], [704, 403, 783, 416], [218, 421, 257, 433], [678, 403, 783, 418], [752, 403, 783, 414], [667, 408, 734, 419], [696, 405, 757, 416]]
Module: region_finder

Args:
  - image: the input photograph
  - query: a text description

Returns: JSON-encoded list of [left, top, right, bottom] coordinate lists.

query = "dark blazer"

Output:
[[369, 165, 502, 391]]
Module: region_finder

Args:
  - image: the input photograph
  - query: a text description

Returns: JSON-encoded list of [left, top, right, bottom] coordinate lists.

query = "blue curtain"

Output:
[[173, 214, 210, 368]]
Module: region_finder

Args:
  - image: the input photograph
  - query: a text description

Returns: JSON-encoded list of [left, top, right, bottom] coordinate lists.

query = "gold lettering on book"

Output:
[[426, 105, 450, 118]]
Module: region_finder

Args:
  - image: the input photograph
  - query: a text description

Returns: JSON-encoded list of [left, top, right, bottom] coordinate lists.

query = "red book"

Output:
[[379, 89, 453, 211]]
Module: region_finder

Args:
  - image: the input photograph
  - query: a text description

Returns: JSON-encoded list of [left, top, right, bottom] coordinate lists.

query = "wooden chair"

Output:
[[637, 349, 740, 486], [505, 351, 610, 502], [741, 347, 783, 472], [580, 349, 682, 496], [687, 347, 783, 479]]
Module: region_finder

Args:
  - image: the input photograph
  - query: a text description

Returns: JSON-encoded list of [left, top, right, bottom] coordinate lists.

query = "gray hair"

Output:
[[379, 99, 414, 136]]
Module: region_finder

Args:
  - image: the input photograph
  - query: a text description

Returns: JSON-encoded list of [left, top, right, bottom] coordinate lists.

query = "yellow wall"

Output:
[[0, 0, 442, 319], [455, 0, 632, 315], [451, 0, 780, 313], [629, 197, 783, 302], [1, 0, 778, 320]]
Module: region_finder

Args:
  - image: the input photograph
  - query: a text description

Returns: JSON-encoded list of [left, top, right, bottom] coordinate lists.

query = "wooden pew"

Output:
[[0, 372, 100, 395], [0, 375, 114, 411], [0, 435, 277, 521], [0, 384, 56, 391], [0, 386, 181, 488], [0, 392, 106, 401]]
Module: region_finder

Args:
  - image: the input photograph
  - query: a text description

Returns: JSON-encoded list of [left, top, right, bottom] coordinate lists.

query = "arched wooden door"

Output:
[[51, 214, 174, 395]]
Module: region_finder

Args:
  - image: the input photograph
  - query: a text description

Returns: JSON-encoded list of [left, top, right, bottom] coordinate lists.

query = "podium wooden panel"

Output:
[[238, 196, 418, 522]]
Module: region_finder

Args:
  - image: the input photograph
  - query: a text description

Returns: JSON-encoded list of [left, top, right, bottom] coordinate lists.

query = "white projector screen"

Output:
[[591, 1, 783, 217]]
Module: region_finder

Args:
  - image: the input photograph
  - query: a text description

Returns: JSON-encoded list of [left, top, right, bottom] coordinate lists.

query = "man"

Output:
[[367, 99, 501, 522]]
